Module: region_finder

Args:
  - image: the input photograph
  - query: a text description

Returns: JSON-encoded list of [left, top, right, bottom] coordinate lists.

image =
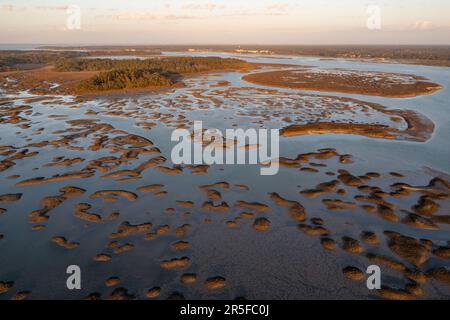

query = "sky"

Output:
[[1, 0, 449, 45]]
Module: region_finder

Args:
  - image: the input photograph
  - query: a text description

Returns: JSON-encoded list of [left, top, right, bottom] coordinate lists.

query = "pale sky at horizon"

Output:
[[1, 0, 449, 45]]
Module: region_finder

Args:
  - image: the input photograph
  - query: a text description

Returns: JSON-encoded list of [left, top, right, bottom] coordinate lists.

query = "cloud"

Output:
[[34, 5, 69, 11], [1, 4, 14, 12], [266, 3, 289, 11], [115, 12, 197, 21], [181, 2, 226, 11], [412, 20, 436, 31], [1, 4, 70, 12], [265, 2, 294, 15], [112, 3, 290, 22], [1, 4, 28, 12]]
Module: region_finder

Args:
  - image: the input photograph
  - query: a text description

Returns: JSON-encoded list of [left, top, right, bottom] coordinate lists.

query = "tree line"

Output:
[[55, 56, 249, 73], [76, 68, 174, 92], [65, 56, 249, 92], [0, 51, 84, 71], [0, 51, 249, 92]]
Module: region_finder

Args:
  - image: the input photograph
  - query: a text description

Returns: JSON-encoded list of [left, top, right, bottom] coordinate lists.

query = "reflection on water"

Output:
[[0, 52, 449, 300]]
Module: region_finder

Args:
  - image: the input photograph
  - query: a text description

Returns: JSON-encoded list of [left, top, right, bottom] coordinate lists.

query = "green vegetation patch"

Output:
[[0, 51, 85, 71], [56, 56, 249, 74], [68, 56, 249, 92], [76, 68, 174, 92]]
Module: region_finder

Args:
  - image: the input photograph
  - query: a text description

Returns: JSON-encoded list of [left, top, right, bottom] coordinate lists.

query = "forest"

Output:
[[62, 56, 249, 92], [0, 51, 84, 71], [75, 68, 174, 92], [1, 51, 250, 92], [55, 56, 249, 73]]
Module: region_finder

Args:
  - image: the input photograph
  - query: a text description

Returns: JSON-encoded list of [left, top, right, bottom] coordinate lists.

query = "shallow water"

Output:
[[0, 52, 449, 300]]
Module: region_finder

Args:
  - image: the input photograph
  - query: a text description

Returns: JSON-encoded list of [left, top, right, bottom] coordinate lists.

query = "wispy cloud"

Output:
[[1, 4, 70, 12], [412, 20, 436, 30], [1, 4, 14, 12], [1, 4, 28, 12], [266, 2, 289, 12], [181, 2, 226, 11], [115, 12, 197, 21], [34, 5, 69, 11], [111, 3, 291, 22]]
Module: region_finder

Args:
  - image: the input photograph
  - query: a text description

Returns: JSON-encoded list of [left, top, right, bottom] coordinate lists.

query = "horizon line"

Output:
[[2, 43, 450, 47]]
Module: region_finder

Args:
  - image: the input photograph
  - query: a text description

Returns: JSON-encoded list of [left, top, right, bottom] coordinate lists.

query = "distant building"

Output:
[[235, 49, 274, 55]]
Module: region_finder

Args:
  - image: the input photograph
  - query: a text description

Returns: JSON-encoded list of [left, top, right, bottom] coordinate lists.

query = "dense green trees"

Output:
[[0, 51, 84, 71], [64, 56, 249, 92], [76, 68, 174, 92], [55, 56, 249, 73], [0, 51, 249, 92]]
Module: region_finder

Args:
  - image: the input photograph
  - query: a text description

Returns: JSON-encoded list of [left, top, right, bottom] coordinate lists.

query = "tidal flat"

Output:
[[0, 52, 449, 300]]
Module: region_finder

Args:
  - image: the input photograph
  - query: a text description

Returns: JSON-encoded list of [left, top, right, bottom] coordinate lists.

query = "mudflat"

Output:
[[0, 51, 449, 300], [243, 69, 442, 98]]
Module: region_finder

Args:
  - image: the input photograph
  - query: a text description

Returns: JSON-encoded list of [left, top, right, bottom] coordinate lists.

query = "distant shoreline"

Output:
[[28, 44, 450, 68], [2, 44, 450, 67]]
